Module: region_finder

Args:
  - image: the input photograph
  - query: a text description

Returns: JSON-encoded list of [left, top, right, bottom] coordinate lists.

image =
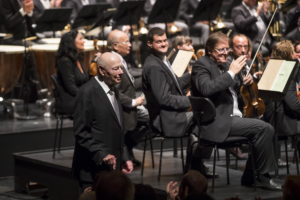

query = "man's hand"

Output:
[[166, 181, 179, 200], [229, 55, 247, 75], [103, 154, 117, 170], [135, 96, 145, 106], [122, 160, 133, 174], [23, 0, 34, 14], [243, 74, 253, 85]]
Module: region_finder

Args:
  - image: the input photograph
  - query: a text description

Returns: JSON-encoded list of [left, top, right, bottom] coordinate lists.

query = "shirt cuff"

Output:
[[132, 99, 136, 107], [19, 8, 33, 17], [227, 70, 235, 79]]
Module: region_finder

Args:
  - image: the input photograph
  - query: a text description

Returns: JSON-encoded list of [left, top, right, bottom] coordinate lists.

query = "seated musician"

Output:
[[191, 32, 280, 190], [56, 30, 89, 115], [267, 40, 300, 146]]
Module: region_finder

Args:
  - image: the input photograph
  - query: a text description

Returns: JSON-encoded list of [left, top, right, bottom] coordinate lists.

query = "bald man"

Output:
[[108, 29, 149, 167], [72, 52, 133, 191]]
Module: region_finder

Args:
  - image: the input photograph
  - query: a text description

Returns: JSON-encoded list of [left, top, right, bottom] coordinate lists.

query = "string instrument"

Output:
[[240, 6, 278, 118]]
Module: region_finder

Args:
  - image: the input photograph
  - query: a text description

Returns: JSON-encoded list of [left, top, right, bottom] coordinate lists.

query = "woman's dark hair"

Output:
[[56, 30, 82, 62]]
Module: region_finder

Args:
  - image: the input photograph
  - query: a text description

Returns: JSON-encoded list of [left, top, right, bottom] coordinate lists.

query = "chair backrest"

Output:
[[189, 96, 216, 126], [50, 74, 73, 115]]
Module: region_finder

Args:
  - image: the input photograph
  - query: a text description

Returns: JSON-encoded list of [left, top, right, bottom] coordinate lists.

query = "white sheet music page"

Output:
[[171, 50, 194, 77]]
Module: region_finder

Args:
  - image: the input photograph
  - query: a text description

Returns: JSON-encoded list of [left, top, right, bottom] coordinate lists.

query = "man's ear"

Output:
[[98, 66, 105, 76], [147, 41, 152, 48]]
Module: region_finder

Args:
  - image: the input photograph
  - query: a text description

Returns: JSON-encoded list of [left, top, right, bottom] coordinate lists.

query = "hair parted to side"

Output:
[[271, 40, 295, 60], [205, 31, 228, 55], [147, 27, 166, 43]]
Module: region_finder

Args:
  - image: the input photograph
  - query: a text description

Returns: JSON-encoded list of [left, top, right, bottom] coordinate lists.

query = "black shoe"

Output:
[[241, 174, 282, 191], [256, 175, 282, 191]]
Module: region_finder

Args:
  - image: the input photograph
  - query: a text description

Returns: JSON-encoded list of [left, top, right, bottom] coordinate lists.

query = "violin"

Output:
[[240, 6, 279, 118], [240, 76, 265, 118]]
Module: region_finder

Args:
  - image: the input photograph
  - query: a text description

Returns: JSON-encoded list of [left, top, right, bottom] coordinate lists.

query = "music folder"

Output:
[[36, 8, 72, 33], [171, 50, 194, 77], [258, 59, 299, 100], [72, 3, 111, 29]]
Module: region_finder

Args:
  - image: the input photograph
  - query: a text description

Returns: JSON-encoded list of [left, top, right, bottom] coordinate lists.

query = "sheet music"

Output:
[[171, 50, 194, 77], [258, 59, 297, 92]]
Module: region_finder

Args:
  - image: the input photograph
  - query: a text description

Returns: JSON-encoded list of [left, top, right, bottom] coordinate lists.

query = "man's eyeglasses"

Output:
[[214, 48, 231, 53]]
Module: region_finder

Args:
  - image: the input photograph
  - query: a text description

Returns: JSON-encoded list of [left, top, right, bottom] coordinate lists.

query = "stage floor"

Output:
[[2, 148, 293, 200]]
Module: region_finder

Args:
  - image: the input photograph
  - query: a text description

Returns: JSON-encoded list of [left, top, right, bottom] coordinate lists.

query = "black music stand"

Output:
[[147, 0, 181, 36], [258, 59, 299, 176], [36, 8, 72, 37], [192, 0, 223, 31], [113, 1, 145, 27], [72, 3, 111, 29], [88, 8, 116, 40]]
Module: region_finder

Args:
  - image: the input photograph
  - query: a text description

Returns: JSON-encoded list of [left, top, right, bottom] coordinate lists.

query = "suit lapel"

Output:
[[92, 78, 123, 128], [152, 55, 183, 95]]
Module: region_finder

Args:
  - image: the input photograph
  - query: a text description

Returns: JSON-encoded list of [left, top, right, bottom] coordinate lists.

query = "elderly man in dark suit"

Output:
[[0, 0, 36, 42], [72, 52, 133, 192], [108, 29, 148, 167], [231, 0, 271, 56], [191, 31, 280, 190]]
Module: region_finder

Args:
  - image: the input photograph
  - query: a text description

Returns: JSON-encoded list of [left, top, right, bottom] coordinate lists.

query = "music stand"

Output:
[[87, 8, 116, 40], [258, 58, 299, 176], [192, 0, 223, 31], [36, 8, 72, 37], [113, 1, 145, 27], [72, 3, 111, 29]]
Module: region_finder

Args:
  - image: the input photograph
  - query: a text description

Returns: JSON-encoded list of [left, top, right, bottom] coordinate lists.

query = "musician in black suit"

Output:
[[285, 16, 300, 43], [191, 32, 280, 190], [72, 52, 133, 191], [0, 0, 36, 42], [108, 29, 148, 166], [231, 0, 271, 56], [142, 27, 191, 137], [56, 30, 89, 115]]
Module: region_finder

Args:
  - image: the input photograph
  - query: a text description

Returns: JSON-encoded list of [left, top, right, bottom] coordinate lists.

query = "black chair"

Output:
[[277, 134, 300, 175], [50, 74, 72, 158], [141, 119, 193, 181], [189, 96, 256, 192]]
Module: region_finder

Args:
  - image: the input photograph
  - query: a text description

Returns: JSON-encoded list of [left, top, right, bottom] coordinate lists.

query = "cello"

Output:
[[240, 6, 279, 118]]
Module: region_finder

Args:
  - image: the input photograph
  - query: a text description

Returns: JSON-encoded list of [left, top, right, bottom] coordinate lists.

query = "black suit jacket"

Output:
[[1, 0, 35, 40], [191, 56, 242, 143], [56, 56, 89, 115], [142, 53, 191, 137], [231, 3, 269, 42], [285, 28, 300, 43], [72, 77, 129, 185], [116, 63, 137, 131]]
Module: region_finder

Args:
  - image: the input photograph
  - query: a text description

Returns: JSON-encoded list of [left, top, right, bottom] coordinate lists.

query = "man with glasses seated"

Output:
[[191, 31, 281, 191]]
